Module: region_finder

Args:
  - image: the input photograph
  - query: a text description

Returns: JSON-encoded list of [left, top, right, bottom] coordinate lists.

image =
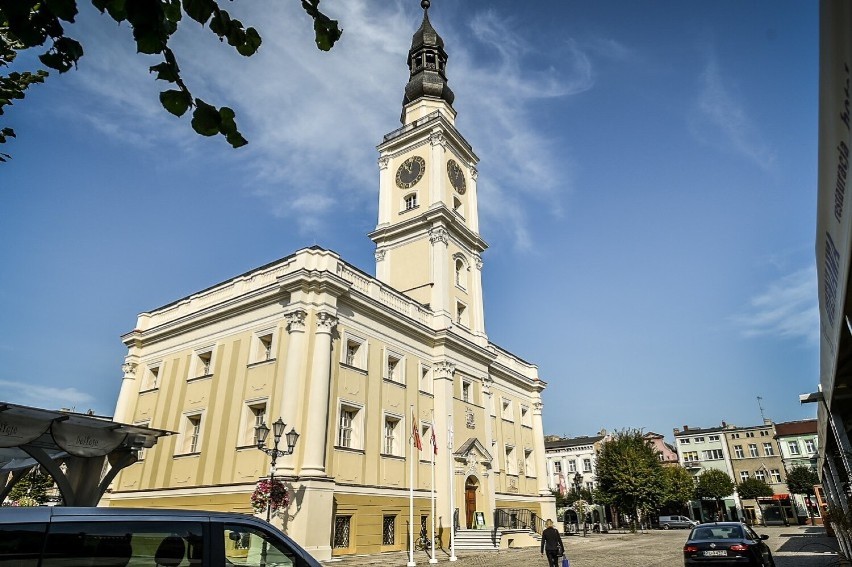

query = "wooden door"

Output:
[[465, 484, 476, 528]]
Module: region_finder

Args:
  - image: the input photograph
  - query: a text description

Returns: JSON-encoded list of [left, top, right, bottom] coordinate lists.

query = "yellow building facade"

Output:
[[106, 4, 555, 559]]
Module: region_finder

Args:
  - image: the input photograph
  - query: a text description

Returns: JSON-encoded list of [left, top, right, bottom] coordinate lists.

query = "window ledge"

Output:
[[521, 424, 533, 429], [400, 204, 420, 215], [418, 390, 434, 397], [248, 359, 276, 369], [187, 374, 213, 383], [383, 378, 406, 388], [139, 387, 159, 394], [334, 446, 366, 455], [340, 363, 367, 375], [174, 452, 201, 459], [381, 453, 405, 461], [235, 444, 259, 451]]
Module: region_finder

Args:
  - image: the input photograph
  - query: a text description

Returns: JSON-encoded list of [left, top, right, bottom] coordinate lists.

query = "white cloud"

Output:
[[731, 267, 819, 342], [692, 52, 776, 171], [60, 1, 596, 247], [0, 379, 94, 411]]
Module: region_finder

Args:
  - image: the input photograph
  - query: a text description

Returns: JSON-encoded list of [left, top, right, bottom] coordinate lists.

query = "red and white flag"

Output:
[[431, 425, 438, 456], [558, 473, 567, 496], [412, 410, 422, 451]]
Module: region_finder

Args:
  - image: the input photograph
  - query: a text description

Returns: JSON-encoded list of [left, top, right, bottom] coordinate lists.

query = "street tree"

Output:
[[0, 0, 341, 159], [695, 469, 735, 520], [8, 467, 54, 505], [737, 477, 774, 500], [596, 429, 665, 531], [786, 465, 821, 525], [660, 465, 696, 513]]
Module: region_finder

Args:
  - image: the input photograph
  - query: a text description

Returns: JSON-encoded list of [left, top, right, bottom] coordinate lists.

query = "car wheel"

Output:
[[663, 524, 670, 530], [767, 553, 776, 567]]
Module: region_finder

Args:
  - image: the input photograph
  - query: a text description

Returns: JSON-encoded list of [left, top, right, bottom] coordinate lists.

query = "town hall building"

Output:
[[106, 2, 555, 558]]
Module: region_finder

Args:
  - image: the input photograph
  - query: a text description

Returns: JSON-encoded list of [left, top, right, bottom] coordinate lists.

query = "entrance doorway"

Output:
[[465, 476, 478, 528]]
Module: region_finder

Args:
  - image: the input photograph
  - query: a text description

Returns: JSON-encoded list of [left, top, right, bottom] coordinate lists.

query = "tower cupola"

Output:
[[401, 0, 454, 122]]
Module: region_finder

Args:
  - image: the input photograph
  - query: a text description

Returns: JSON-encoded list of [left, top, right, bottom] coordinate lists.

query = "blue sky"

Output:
[[0, 0, 819, 441]]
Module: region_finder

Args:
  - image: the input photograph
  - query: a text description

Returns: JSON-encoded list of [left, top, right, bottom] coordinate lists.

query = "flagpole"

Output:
[[448, 414, 457, 561], [430, 411, 437, 564], [408, 405, 416, 567]]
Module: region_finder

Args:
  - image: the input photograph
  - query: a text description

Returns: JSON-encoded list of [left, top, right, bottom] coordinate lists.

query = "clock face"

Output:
[[447, 159, 466, 194], [395, 156, 426, 189]]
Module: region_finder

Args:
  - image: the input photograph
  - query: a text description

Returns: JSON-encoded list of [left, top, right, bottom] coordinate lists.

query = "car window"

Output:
[[223, 524, 307, 567], [0, 522, 47, 567], [42, 521, 204, 566]]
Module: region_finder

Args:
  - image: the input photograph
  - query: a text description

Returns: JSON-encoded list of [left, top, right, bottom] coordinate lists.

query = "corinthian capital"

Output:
[[378, 156, 390, 170], [315, 312, 338, 334], [375, 249, 386, 262], [474, 253, 483, 270], [470, 167, 478, 181], [429, 131, 445, 147], [121, 362, 137, 378], [434, 360, 456, 380], [429, 227, 449, 246], [285, 309, 308, 333]]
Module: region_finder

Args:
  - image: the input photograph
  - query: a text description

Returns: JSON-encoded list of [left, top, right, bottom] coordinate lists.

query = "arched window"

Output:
[[455, 257, 467, 289]]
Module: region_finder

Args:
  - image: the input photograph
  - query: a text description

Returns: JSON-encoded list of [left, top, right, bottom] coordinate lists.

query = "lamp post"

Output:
[[255, 417, 300, 522], [573, 472, 585, 537], [573, 472, 582, 494]]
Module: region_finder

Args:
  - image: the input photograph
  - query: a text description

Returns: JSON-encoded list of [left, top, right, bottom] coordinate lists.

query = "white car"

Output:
[[658, 515, 700, 529]]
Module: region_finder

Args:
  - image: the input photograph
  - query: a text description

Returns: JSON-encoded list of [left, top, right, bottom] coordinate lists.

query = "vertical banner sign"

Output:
[[817, 0, 852, 406]]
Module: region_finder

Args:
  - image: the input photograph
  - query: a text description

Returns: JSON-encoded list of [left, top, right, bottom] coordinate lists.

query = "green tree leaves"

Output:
[[596, 429, 666, 527], [737, 477, 774, 500], [786, 465, 819, 496], [0, 0, 342, 157], [695, 468, 735, 500], [660, 464, 696, 509]]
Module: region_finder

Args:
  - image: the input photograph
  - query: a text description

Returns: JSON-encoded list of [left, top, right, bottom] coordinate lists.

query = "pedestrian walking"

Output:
[[540, 519, 564, 567]]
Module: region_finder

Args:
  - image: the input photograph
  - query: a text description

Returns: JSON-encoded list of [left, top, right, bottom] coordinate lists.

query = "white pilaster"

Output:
[[279, 309, 307, 473], [301, 311, 337, 476], [430, 226, 451, 323], [113, 358, 139, 423]]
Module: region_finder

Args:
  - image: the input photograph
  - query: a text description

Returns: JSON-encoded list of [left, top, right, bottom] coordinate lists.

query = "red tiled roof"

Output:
[[774, 419, 817, 436]]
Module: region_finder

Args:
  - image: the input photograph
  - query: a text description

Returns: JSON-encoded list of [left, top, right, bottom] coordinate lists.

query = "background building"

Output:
[[543, 432, 610, 495], [776, 419, 820, 522], [105, 5, 554, 558], [673, 424, 740, 522]]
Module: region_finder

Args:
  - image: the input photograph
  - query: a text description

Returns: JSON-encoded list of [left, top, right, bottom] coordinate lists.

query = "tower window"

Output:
[[404, 193, 418, 211], [453, 196, 464, 217], [455, 257, 466, 289], [456, 301, 468, 327]]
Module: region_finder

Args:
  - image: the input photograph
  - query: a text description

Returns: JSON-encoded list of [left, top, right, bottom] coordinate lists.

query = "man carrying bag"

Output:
[[540, 519, 565, 567]]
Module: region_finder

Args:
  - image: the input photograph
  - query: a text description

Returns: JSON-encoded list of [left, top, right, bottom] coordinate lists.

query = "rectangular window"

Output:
[[339, 409, 355, 448], [788, 441, 800, 455], [554, 461, 562, 473], [505, 446, 517, 475], [735, 445, 744, 459], [193, 349, 213, 378], [383, 415, 403, 456], [694, 436, 705, 443], [456, 301, 468, 327], [771, 469, 781, 483], [805, 439, 816, 453], [521, 405, 531, 427], [333, 516, 351, 548], [144, 364, 160, 390], [702, 449, 723, 460], [252, 331, 275, 363], [501, 399, 512, 420], [419, 365, 432, 393], [462, 381, 471, 403], [746, 431, 755, 438], [135, 421, 151, 460], [755, 470, 766, 482], [763, 443, 774, 456], [568, 460, 577, 473], [404, 193, 418, 211], [385, 351, 403, 383], [749, 444, 758, 457], [582, 458, 592, 472], [342, 335, 367, 369], [525, 450, 535, 476], [740, 471, 750, 482], [682, 451, 699, 462], [243, 401, 267, 446], [382, 515, 396, 545], [708, 435, 720, 441], [679, 438, 691, 444], [182, 414, 202, 454]]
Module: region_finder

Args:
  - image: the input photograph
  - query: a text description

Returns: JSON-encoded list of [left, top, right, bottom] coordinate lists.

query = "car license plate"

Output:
[[703, 550, 727, 557]]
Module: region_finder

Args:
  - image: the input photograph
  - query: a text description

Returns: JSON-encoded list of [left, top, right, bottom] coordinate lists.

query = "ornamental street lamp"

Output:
[[573, 472, 582, 494], [255, 417, 300, 522]]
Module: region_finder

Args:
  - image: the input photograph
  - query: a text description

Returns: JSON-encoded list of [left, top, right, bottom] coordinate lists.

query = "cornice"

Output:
[[368, 204, 488, 253], [378, 112, 478, 165]]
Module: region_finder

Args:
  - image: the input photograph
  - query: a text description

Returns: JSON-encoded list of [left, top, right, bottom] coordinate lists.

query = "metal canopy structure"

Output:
[[0, 401, 171, 506]]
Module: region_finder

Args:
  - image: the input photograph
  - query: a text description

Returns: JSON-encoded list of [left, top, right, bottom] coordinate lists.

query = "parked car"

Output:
[[0, 506, 322, 566], [683, 522, 776, 566], [658, 515, 699, 529]]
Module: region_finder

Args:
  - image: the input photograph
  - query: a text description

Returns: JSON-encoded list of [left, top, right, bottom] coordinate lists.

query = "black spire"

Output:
[[401, 0, 454, 122]]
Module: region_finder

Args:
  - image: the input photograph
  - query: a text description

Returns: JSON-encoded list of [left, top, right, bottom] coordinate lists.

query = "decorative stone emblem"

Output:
[[474, 253, 483, 270], [429, 227, 449, 245], [378, 156, 390, 170], [465, 408, 475, 429], [375, 249, 386, 262], [429, 131, 445, 147], [470, 167, 478, 181]]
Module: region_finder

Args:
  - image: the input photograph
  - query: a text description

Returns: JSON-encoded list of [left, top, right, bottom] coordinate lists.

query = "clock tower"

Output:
[[370, 0, 487, 341]]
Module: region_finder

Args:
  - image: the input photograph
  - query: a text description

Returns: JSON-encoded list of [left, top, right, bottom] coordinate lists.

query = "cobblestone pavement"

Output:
[[322, 525, 848, 567]]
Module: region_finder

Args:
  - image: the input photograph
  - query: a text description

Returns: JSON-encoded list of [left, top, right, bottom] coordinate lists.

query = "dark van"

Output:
[[0, 506, 322, 566]]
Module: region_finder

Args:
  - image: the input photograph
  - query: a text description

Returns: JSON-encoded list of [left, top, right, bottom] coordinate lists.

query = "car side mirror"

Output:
[[760, 535, 769, 540]]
